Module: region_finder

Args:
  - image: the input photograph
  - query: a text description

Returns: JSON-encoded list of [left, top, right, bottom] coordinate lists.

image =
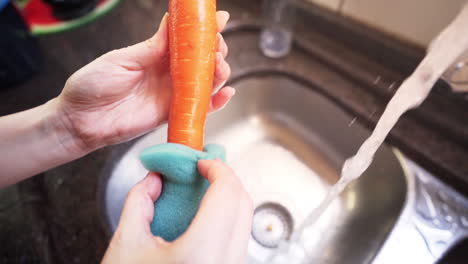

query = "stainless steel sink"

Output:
[[103, 72, 406, 263], [101, 25, 468, 264]]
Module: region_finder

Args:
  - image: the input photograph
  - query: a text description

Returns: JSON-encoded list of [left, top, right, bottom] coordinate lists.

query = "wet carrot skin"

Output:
[[168, 0, 217, 150], [138, 0, 219, 241]]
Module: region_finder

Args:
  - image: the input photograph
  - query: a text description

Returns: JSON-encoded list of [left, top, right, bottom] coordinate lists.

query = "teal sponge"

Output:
[[139, 143, 226, 241]]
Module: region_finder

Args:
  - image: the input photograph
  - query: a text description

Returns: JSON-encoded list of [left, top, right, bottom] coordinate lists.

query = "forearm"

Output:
[[0, 98, 87, 187]]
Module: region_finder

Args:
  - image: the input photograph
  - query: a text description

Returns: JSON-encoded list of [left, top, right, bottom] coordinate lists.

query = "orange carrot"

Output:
[[167, 0, 217, 151]]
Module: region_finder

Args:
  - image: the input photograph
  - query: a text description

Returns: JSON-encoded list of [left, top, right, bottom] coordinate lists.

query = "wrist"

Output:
[[0, 99, 91, 185], [44, 98, 93, 158]]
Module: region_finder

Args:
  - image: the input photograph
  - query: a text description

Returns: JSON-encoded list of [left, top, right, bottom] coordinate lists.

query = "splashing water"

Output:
[[268, 3, 468, 262]]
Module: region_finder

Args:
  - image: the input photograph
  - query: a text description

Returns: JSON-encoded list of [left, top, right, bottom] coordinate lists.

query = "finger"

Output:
[[216, 33, 228, 58], [174, 160, 251, 262], [102, 13, 169, 70], [209, 86, 235, 113], [104, 174, 167, 264], [213, 52, 231, 91], [115, 173, 162, 237], [177, 160, 245, 247], [197, 159, 232, 183], [216, 11, 230, 32], [197, 160, 253, 263], [104, 11, 225, 70], [225, 194, 253, 263]]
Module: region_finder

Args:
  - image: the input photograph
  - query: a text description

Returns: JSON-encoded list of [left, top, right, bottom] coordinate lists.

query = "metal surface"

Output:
[[373, 157, 468, 264], [252, 202, 294, 248], [103, 73, 407, 263], [101, 20, 468, 263]]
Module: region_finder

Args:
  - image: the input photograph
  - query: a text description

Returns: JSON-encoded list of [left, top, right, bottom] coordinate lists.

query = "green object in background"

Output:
[[14, 0, 121, 36], [139, 143, 226, 241]]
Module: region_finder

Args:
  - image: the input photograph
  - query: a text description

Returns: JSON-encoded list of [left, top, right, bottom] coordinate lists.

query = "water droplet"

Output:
[[461, 216, 468, 227], [374, 76, 381, 85], [438, 191, 448, 201], [348, 117, 357, 127], [444, 215, 453, 223], [442, 202, 449, 209]]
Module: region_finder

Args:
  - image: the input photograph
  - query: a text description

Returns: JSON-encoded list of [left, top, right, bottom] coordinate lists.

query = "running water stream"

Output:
[[268, 3, 468, 262]]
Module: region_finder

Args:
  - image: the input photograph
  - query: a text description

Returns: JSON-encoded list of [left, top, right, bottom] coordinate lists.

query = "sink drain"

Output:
[[252, 202, 294, 248]]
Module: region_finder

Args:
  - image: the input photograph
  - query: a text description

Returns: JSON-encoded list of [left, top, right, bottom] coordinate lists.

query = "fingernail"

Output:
[[218, 33, 224, 42], [220, 10, 230, 21], [216, 33, 222, 46], [157, 13, 169, 32], [218, 34, 228, 57], [222, 58, 230, 73]]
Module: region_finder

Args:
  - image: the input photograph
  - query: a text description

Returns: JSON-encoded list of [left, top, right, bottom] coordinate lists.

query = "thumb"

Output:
[[178, 160, 243, 243], [102, 13, 169, 69], [116, 173, 162, 237]]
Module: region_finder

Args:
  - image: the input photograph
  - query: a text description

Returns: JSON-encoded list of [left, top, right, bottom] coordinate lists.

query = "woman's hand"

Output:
[[56, 11, 233, 154], [102, 159, 253, 264], [0, 13, 233, 186]]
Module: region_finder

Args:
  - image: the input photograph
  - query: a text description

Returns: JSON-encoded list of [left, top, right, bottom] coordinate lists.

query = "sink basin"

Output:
[[101, 25, 468, 263], [102, 72, 407, 263]]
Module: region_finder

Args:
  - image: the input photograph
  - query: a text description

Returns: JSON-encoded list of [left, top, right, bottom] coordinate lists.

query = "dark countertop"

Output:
[[0, 0, 467, 263]]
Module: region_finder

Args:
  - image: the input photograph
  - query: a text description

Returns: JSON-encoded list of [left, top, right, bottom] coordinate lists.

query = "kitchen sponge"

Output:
[[139, 143, 225, 241]]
